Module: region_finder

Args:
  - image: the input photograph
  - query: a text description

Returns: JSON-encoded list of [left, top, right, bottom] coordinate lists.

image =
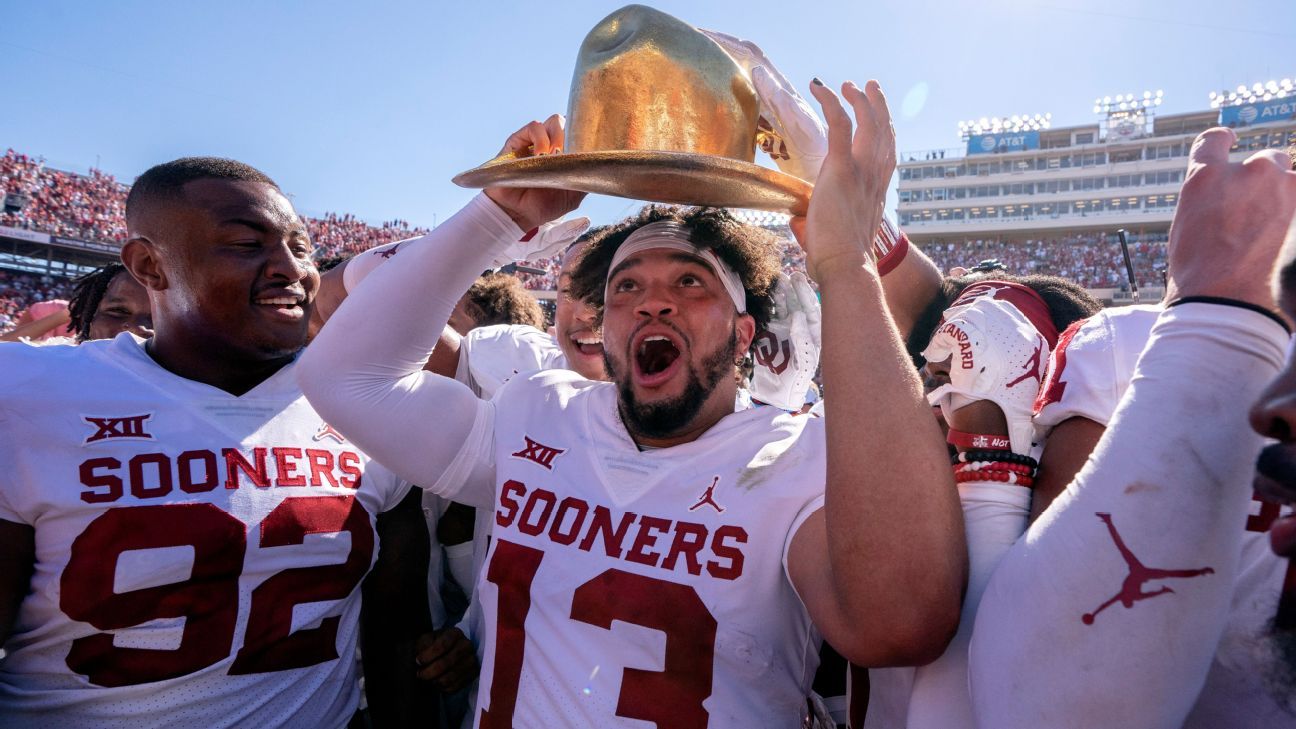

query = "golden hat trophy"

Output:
[[453, 4, 812, 214]]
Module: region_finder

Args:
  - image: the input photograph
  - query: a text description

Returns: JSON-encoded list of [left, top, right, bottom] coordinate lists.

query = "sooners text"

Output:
[[78, 447, 363, 504], [495, 479, 748, 580]]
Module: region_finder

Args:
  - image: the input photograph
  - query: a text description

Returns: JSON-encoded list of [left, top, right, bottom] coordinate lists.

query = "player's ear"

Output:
[[735, 312, 757, 357], [121, 237, 168, 292]]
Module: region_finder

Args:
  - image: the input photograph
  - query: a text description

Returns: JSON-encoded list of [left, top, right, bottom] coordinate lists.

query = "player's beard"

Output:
[[607, 328, 738, 440]]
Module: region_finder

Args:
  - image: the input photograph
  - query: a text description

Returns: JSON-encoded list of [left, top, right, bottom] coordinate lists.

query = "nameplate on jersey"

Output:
[[198, 401, 283, 435]]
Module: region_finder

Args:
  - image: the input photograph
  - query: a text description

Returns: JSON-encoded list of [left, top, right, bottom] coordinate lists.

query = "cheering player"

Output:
[[301, 80, 966, 727]]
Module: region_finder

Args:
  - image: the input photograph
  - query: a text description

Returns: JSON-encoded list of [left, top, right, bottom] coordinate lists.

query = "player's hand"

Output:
[[484, 114, 587, 232], [750, 272, 822, 411], [414, 627, 477, 693], [1164, 127, 1296, 311], [491, 216, 591, 268], [701, 30, 828, 183], [922, 288, 1050, 455], [796, 79, 895, 283]]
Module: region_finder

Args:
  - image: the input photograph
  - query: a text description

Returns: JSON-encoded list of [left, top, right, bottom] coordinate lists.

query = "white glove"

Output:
[[750, 272, 822, 411], [922, 290, 1050, 456], [490, 216, 591, 268], [701, 30, 828, 183]]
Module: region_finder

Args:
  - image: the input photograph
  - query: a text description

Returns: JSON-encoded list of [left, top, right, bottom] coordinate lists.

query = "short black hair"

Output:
[[907, 272, 1103, 365], [125, 157, 279, 229], [568, 205, 782, 337], [68, 263, 127, 343]]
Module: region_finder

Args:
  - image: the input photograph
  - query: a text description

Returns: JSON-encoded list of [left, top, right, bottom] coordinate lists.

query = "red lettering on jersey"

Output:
[[496, 480, 526, 528], [753, 330, 792, 375], [626, 516, 672, 567], [707, 525, 748, 580], [548, 497, 589, 546], [510, 436, 565, 470], [577, 506, 637, 558], [517, 489, 557, 536], [129, 453, 172, 499], [223, 448, 269, 489], [80, 457, 123, 503], [337, 451, 362, 489], [662, 521, 708, 576], [305, 449, 339, 488], [272, 448, 306, 487], [178, 450, 219, 494], [83, 414, 153, 444], [1034, 317, 1086, 415]]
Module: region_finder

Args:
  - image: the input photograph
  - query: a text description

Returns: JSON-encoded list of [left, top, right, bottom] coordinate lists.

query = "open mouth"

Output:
[[571, 332, 603, 357], [634, 333, 682, 387]]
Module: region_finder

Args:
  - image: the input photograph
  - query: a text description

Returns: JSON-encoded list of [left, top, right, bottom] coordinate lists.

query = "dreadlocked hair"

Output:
[[68, 263, 128, 343], [906, 271, 1103, 365], [567, 205, 781, 337]]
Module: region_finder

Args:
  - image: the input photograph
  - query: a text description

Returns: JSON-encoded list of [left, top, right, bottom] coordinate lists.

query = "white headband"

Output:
[[604, 221, 748, 313]]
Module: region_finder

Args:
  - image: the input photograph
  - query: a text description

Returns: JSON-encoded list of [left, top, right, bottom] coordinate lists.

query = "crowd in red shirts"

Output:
[[918, 233, 1169, 288], [0, 147, 1171, 336]]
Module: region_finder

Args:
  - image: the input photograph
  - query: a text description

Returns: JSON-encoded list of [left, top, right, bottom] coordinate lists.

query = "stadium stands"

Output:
[[0, 145, 1172, 336]]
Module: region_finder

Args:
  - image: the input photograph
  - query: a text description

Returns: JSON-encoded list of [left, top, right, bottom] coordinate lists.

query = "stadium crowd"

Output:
[[0, 269, 71, 332], [918, 232, 1169, 288]]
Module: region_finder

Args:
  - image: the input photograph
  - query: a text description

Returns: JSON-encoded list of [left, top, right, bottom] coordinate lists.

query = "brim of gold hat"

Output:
[[452, 150, 812, 215]]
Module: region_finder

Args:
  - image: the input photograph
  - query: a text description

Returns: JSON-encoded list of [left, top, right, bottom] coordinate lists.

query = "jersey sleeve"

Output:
[[970, 304, 1287, 729], [1032, 314, 1119, 431], [458, 325, 565, 400]]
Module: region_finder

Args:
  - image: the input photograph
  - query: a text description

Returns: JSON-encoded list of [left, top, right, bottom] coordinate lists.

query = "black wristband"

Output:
[[1165, 296, 1291, 335], [953, 450, 1039, 468]]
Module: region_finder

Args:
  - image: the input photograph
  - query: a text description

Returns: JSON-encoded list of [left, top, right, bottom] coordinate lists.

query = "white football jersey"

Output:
[[445, 324, 568, 605], [441, 370, 826, 728], [455, 324, 566, 400], [0, 334, 411, 728], [1033, 304, 1160, 433], [1030, 305, 1294, 726]]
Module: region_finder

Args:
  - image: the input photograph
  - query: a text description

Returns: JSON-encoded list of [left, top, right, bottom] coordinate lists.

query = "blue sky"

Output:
[[1, 0, 1292, 228]]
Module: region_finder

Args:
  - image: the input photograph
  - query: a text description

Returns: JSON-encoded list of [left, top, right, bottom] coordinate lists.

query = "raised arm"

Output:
[[297, 115, 584, 494], [969, 128, 1296, 728], [786, 78, 965, 666]]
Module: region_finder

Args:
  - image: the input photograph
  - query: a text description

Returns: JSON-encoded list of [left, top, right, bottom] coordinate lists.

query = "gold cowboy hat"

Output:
[[452, 4, 812, 214]]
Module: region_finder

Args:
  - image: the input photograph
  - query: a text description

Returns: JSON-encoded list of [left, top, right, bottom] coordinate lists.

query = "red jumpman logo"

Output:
[[1081, 512, 1215, 625], [688, 477, 725, 513]]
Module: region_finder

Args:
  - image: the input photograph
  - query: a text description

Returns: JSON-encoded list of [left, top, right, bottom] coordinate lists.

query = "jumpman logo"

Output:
[[376, 244, 400, 259], [1005, 335, 1046, 389], [688, 477, 725, 513], [1081, 512, 1215, 625], [313, 422, 346, 444]]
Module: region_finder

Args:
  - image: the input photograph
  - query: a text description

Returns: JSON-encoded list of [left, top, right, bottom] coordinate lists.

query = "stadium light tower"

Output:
[[1095, 90, 1161, 141], [956, 112, 1052, 140], [1210, 77, 1294, 108], [1093, 90, 1163, 115]]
